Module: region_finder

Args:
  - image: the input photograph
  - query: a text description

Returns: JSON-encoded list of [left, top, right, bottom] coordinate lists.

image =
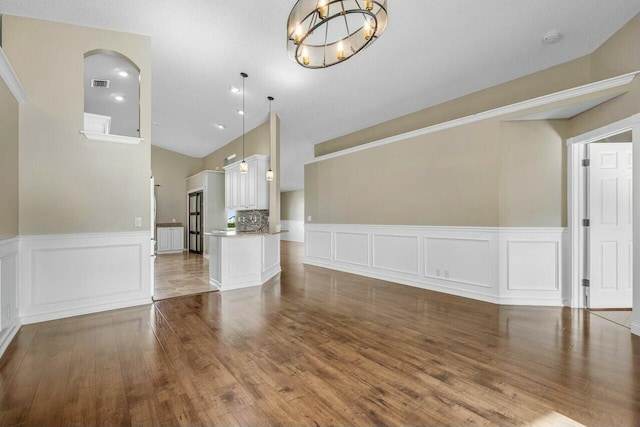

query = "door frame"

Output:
[[187, 187, 205, 254], [567, 114, 640, 319]]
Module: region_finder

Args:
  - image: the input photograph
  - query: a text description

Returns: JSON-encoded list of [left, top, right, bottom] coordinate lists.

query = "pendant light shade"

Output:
[[240, 72, 248, 174]]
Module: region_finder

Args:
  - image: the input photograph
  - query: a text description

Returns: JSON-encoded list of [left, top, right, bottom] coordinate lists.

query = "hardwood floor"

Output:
[[590, 309, 633, 329], [153, 252, 215, 300], [0, 241, 639, 426]]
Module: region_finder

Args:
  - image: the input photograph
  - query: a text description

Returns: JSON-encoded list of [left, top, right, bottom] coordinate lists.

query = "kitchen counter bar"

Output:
[[208, 233, 281, 291]]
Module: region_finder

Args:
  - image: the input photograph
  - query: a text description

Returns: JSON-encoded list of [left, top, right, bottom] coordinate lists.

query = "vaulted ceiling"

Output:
[[1, 1, 640, 190]]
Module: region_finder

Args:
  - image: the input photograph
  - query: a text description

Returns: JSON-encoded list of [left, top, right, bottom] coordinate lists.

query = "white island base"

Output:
[[208, 233, 281, 291]]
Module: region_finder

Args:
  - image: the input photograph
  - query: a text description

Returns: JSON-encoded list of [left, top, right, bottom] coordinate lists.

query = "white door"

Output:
[[150, 176, 156, 296], [588, 142, 633, 308]]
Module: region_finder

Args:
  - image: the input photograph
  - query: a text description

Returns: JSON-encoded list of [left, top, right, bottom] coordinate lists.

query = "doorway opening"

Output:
[[188, 190, 203, 254], [568, 114, 640, 324]]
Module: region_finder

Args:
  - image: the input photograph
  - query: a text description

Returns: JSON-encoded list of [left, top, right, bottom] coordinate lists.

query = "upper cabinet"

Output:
[[224, 155, 270, 211]]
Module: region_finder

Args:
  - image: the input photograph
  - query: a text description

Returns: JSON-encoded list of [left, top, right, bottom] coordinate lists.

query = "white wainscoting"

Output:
[[0, 237, 21, 358], [280, 220, 304, 242], [632, 319, 640, 336], [304, 224, 567, 306], [19, 232, 152, 324]]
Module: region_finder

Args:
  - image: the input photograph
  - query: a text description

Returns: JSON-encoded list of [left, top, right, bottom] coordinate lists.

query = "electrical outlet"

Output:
[[436, 269, 441, 277], [135, 217, 142, 227], [444, 270, 450, 278], [307, 215, 312, 222]]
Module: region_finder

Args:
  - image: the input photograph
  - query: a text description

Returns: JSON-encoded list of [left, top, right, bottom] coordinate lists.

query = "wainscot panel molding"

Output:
[[304, 224, 567, 306], [0, 237, 21, 358], [19, 231, 152, 324]]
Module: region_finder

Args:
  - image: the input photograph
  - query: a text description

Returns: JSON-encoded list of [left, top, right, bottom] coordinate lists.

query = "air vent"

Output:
[[91, 79, 110, 88]]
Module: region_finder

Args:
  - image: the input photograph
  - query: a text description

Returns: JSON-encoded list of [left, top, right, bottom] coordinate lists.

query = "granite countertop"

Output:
[[157, 223, 183, 228], [204, 229, 288, 238]]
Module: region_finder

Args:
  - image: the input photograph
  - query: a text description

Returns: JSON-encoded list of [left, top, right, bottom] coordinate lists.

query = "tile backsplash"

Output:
[[236, 209, 269, 233]]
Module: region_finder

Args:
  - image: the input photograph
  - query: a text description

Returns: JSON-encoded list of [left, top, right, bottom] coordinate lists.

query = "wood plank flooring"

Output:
[[0, 241, 639, 426]]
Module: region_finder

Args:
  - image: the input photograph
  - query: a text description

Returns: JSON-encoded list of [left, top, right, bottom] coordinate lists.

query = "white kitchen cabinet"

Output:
[[156, 226, 184, 253], [224, 154, 270, 210]]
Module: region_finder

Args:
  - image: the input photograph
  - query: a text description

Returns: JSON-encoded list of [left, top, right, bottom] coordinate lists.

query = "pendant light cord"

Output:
[[242, 73, 246, 161]]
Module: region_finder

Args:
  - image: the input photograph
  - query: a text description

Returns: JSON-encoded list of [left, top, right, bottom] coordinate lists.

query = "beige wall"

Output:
[[2, 15, 151, 235], [499, 120, 568, 227], [306, 120, 501, 226], [315, 55, 591, 157], [281, 190, 304, 221], [151, 146, 203, 226], [306, 13, 640, 228], [0, 77, 19, 239], [202, 121, 270, 171]]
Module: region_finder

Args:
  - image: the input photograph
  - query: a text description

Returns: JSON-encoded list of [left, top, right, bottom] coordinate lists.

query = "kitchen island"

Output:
[[206, 230, 281, 291]]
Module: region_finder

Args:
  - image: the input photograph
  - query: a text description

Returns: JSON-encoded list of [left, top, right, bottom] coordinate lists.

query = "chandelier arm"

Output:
[[323, 15, 329, 67], [339, 1, 354, 54]]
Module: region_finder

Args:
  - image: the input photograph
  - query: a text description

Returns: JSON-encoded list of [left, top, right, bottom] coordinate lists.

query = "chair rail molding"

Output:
[[304, 223, 568, 306]]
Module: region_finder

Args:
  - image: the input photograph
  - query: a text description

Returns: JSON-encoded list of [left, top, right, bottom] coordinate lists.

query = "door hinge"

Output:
[[582, 159, 590, 167], [582, 278, 590, 287], [582, 219, 590, 227]]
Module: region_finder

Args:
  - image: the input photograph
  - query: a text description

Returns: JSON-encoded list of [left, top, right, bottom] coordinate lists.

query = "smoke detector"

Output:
[[543, 31, 561, 44]]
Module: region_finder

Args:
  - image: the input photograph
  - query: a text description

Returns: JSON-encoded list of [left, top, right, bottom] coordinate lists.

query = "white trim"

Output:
[[0, 47, 28, 103], [80, 131, 143, 145], [0, 325, 21, 358], [566, 114, 640, 310], [0, 237, 21, 358], [19, 231, 152, 324], [308, 72, 639, 165], [20, 298, 151, 325], [305, 224, 566, 306], [632, 320, 640, 336]]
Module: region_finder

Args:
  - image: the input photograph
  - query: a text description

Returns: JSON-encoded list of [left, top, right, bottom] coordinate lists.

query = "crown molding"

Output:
[[307, 71, 640, 165], [0, 47, 28, 103]]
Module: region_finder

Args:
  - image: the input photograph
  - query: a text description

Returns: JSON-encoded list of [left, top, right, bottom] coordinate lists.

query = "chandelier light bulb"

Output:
[[365, 1, 373, 10], [363, 20, 372, 40], [302, 47, 310, 66], [318, 0, 329, 19], [294, 26, 303, 45], [337, 41, 345, 60]]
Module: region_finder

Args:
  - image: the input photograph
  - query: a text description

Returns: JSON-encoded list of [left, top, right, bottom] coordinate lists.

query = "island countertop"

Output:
[[204, 230, 288, 238]]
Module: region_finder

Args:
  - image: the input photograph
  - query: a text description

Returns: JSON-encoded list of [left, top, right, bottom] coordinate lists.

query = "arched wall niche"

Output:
[[83, 49, 141, 140]]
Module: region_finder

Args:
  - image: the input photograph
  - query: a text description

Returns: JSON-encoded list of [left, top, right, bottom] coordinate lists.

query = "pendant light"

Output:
[[266, 96, 274, 182], [239, 72, 248, 174]]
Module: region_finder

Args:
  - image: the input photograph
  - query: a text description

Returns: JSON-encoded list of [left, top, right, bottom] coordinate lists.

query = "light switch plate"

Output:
[[135, 217, 142, 227]]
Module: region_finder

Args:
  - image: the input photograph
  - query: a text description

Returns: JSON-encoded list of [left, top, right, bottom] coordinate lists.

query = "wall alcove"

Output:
[[81, 49, 143, 144]]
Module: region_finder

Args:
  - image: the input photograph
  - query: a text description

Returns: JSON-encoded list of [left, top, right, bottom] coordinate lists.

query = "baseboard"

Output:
[[262, 266, 281, 285], [304, 258, 500, 304], [0, 324, 21, 359], [632, 320, 640, 336], [20, 297, 152, 325]]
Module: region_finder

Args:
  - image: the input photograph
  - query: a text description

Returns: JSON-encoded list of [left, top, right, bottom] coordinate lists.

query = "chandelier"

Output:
[[287, 0, 388, 69]]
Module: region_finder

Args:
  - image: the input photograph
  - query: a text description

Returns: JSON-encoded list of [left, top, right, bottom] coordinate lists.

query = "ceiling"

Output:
[[1, 1, 640, 191]]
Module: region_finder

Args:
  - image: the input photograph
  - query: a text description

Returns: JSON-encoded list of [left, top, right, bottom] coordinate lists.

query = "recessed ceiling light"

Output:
[[542, 31, 561, 44], [114, 95, 125, 102], [117, 70, 129, 77], [237, 109, 245, 115], [230, 86, 241, 93], [216, 123, 226, 129]]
